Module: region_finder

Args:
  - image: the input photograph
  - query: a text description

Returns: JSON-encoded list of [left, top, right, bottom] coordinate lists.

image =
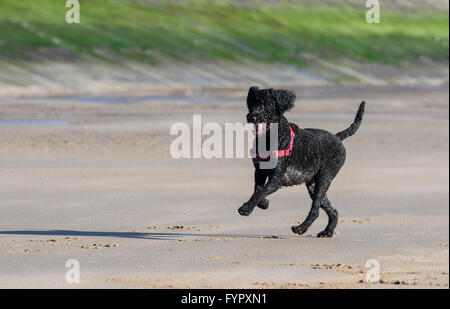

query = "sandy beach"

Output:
[[0, 85, 448, 288]]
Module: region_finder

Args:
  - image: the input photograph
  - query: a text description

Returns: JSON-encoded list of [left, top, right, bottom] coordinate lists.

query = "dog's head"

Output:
[[246, 86, 296, 135]]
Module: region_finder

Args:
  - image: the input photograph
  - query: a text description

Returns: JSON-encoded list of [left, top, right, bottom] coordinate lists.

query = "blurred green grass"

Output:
[[0, 0, 448, 66]]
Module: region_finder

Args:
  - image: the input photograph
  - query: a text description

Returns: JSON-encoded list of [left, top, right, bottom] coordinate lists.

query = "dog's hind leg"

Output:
[[291, 172, 332, 236], [317, 200, 338, 237], [305, 183, 338, 238]]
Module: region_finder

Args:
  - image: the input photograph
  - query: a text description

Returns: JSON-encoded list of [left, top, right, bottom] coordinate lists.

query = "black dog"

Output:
[[238, 86, 365, 237]]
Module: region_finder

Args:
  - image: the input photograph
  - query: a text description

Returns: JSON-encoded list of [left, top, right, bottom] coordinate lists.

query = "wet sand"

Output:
[[0, 85, 448, 288]]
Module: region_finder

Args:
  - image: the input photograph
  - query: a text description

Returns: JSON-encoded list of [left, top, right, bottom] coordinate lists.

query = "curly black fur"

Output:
[[239, 86, 366, 238]]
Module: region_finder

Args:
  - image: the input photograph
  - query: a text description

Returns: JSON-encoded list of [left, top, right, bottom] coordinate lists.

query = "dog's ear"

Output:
[[247, 86, 259, 108], [248, 86, 259, 94], [272, 89, 296, 114]]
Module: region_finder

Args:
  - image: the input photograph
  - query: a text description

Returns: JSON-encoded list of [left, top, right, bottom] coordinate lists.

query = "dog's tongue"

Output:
[[255, 123, 264, 136]]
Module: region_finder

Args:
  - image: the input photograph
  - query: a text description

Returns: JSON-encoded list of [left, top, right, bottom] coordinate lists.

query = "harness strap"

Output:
[[252, 125, 295, 162]]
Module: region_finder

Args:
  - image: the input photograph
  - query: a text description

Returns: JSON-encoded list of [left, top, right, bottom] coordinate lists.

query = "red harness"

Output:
[[252, 125, 295, 162]]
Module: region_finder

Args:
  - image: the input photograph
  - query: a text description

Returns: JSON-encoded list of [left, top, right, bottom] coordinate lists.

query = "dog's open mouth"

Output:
[[252, 123, 267, 136]]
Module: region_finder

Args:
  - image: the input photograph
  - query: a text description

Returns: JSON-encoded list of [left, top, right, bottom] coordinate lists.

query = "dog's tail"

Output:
[[336, 101, 366, 141]]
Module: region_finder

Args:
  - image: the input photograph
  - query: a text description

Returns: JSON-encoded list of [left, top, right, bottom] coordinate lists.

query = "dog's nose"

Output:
[[246, 113, 256, 123]]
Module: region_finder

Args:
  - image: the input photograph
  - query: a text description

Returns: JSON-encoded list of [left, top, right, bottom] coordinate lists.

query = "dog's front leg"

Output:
[[238, 165, 285, 216], [253, 169, 269, 210]]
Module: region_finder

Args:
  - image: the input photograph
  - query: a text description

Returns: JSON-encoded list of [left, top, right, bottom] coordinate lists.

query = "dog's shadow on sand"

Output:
[[0, 230, 299, 241]]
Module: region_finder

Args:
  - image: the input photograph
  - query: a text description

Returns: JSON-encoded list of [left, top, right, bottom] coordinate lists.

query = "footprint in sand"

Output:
[[80, 243, 120, 249], [5, 248, 40, 254], [193, 256, 220, 262], [340, 218, 370, 224], [192, 237, 232, 242], [167, 225, 222, 231], [309, 263, 363, 274]]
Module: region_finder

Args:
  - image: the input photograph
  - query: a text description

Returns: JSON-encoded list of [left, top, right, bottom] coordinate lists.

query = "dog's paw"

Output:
[[257, 198, 269, 210], [291, 224, 308, 235], [317, 230, 333, 238], [238, 203, 255, 216]]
